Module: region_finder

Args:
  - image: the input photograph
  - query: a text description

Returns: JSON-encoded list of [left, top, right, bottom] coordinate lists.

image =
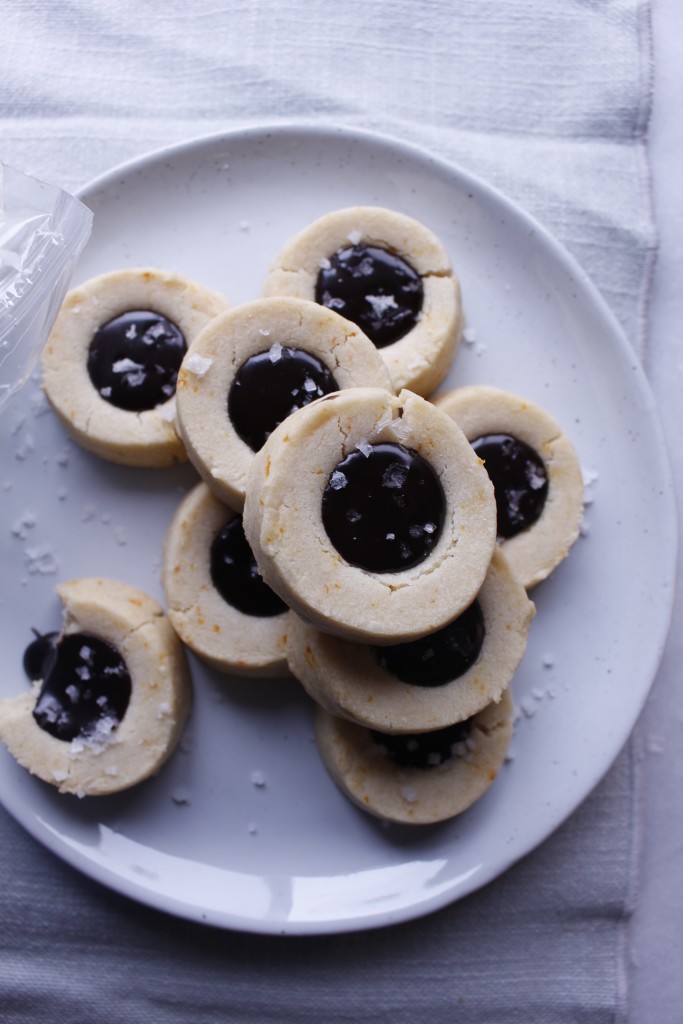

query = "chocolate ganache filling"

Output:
[[471, 433, 548, 540], [371, 718, 473, 770], [87, 310, 186, 412], [23, 630, 59, 683], [228, 345, 338, 452], [322, 442, 445, 573], [210, 515, 288, 618], [315, 244, 424, 349], [27, 632, 132, 742], [374, 600, 485, 686]]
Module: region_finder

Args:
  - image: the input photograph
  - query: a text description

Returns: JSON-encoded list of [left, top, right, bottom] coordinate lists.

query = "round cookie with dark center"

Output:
[[0, 578, 192, 796], [262, 206, 463, 397], [314, 688, 514, 825], [286, 548, 533, 731], [162, 482, 290, 677], [435, 385, 584, 588], [243, 386, 497, 645], [175, 296, 393, 510], [41, 268, 229, 467]]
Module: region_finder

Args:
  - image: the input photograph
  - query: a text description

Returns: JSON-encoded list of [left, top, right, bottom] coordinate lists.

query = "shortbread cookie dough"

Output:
[[162, 482, 290, 677], [435, 386, 584, 588], [0, 578, 192, 796], [243, 386, 496, 644], [262, 206, 462, 396], [175, 296, 393, 509], [41, 268, 229, 467], [315, 688, 514, 825], [287, 548, 533, 732]]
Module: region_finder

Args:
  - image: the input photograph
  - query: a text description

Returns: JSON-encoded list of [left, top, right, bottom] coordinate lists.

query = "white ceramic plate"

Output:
[[0, 125, 676, 935]]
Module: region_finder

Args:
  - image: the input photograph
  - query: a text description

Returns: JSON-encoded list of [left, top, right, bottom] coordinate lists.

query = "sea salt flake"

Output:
[[382, 464, 408, 489], [527, 468, 546, 490], [156, 702, 171, 719], [184, 353, 213, 377], [400, 785, 418, 803], [24, 545, 59, 575], [125, 324, 137, 340], [251, 770, 266, 788], [15, 433, 35, 460], [318, 257, 331, 270], [269, 342, 283, 363], [112, 357, 143, 374], [366, 294, 397, 318], [520, 697, 538, 718], [356, 438, 373, 458], [347, 229, 362, 245], [462, 326, 477, 344], [11, 511, 37, 539], [582, 465, 599, 506], [259, 327, 271, 336], [69, 716, 118, 755], [52, 769, 68, 782], [328, 469, 347, 490]]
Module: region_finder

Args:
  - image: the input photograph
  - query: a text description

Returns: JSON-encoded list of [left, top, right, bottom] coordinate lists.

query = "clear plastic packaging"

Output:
[[0, 162, 93, 413]]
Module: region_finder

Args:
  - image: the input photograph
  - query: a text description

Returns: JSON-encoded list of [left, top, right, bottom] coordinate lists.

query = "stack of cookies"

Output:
[[1, 205, 584, 823]]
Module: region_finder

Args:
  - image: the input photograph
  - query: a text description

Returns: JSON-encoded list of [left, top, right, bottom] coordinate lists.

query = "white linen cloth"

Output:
[[0, 1, 654, 1021]]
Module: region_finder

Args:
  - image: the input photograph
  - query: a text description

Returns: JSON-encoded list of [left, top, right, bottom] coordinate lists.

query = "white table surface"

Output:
[[630, 0, 683, 1019]]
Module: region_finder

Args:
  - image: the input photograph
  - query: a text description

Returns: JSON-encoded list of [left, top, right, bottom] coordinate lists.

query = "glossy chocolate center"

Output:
[[374, 600, 485, 686], [371, 718, 473, 769], [210, 515, 288, 618], [87, 309, 186, 412], [322, 442, 445, 573], [228, 345, 338, 452], [23, 630, 59, 683], [30, 632, 132, 743], [315, 244, 423, 348], [471, 433, 548, 539]]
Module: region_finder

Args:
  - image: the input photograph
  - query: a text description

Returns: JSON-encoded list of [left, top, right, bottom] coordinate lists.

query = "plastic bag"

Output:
[[0, 162, 93, 414]]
